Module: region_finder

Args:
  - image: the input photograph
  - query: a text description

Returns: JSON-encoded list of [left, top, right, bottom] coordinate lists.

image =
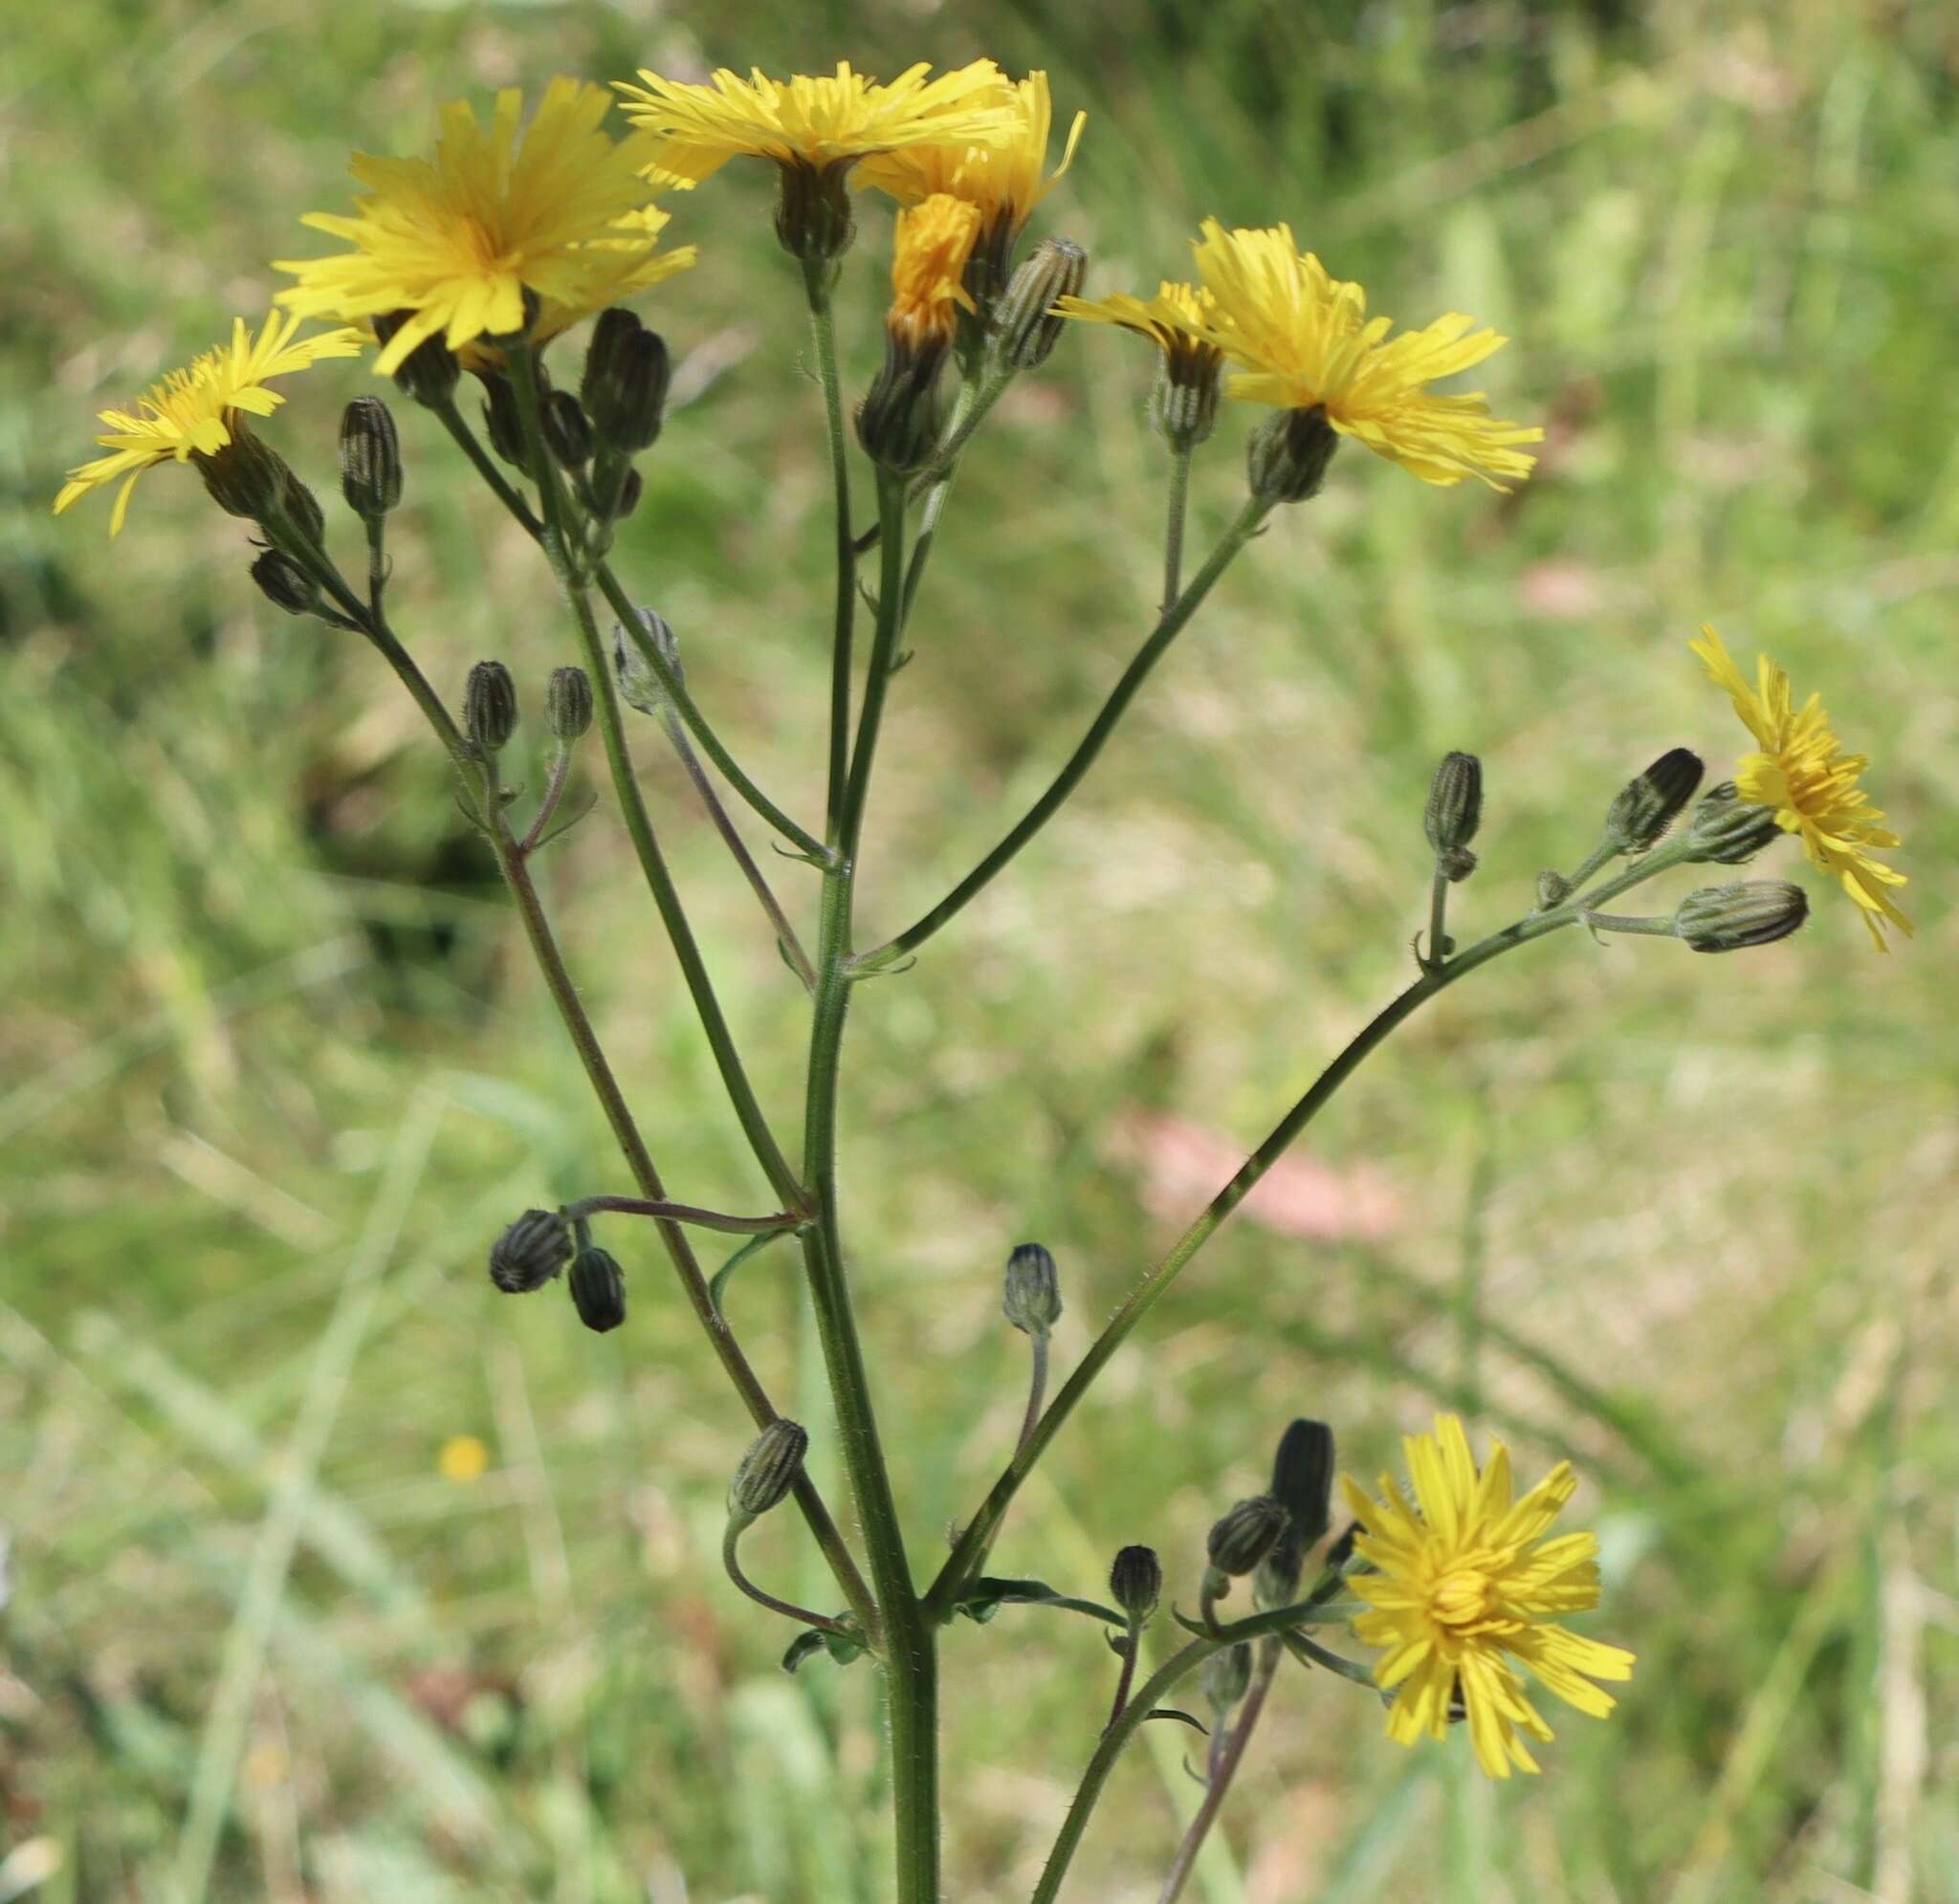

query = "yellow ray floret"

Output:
[[889, 195, 981, 348], [275, 78, 693, 377], [615, 59, 1009, 186], [856, 67, 1084, 245], [1056, 280, 1222, 382], [1690, 626, 1909, 950], [1340, 1414, 1634, 1779], [1188, 220, 1541, 490], [53, 310, 361, 536]]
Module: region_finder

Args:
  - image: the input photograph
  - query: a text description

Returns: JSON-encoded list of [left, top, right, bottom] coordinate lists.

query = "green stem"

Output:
[[896, 370, 980, 626], [722, 1520, 856, 1637], [290, 522, 874, 1632], [857, 493, 1270, 972], [925, 897, 1586, 1621], [503, 345, 809, 1215], [1157, 1637, 1280, 1904], [799, 470, 938, 1898], [563, 1194, 803, 1236], [1161, 441, 1193, 610], [853, 358, 1015, 558], [804, 265, 857, 842], [591, 560, 831, 865], [1582, 909, 1676, 936], [1036, 1598, 1357, 1903], [430, 396, 545, 539], [1424, 865, 1451, 972], [517, 745, 572, 856]]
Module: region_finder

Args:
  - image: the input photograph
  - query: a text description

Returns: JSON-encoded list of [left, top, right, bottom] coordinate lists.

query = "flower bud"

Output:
[[993, 238, 1087, 371], [1674, 880, 1808, 952], [1684, 781, 1784, 864], [542, 389, 593, 471], [250, 547, 322, 618], [373, 311, 461, 408], [1109, 1544, 1162, 1623], [731, 1418, 809, 1519], [613, 607, 680, 718], [1247, 404, 1339, 505], [856, 336, 950, 475], [339, 397, 403, 520], [480, 374, 527, 468], [545, 666, 593, 742], [616, 467, 644, 519], [489, 1208, 572, 1293], [1202, 1641, 1254, 1713], [1606, 747, 1703, 853], [1206, 1494, 1288, 1577], [1425, 752, 1484, 859], [1268, 1419, 1334, 1546], [1536, 869, 1572, 909], [775, 157, 855, 266], [1002, 1242, 1062, 1336], [568, 1245, 626, 1333], [464, 659, 518, 755], [583, 309, 671, 456]]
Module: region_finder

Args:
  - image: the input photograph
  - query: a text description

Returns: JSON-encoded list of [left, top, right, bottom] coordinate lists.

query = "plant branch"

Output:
[[563, 1194, 803, 1236], [1157, 1637, 1280, 1904], [855, 493, 1271, 972], [1161, 441, 1194, 610], [722, 1521, 857, 1638], [804, 265, 857, 841]]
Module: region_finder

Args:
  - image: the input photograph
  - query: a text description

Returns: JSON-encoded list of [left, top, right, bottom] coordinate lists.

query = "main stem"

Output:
[[800, 468, 939, 1897]]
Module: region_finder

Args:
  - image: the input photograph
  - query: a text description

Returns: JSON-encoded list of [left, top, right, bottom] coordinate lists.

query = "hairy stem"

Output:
[[798, 469, 939, 1898], [1161, 441, 1194, 610], [722, 1521, 857, 1637]]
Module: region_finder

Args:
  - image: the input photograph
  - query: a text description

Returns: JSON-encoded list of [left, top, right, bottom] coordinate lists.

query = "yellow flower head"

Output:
[[857, 67, 1085, 282], [1188, 220, 1542, 490], [615, 60, 1008, 187], [53, 309, 361, 536], [1056, 280, 1223, 386], [889, 194, 981, 349], [275, 79, 693, 379], [1341, 1414, 1634, 1779], [1690, 626, 1909, 950], [437, 1434, 491, 1482]]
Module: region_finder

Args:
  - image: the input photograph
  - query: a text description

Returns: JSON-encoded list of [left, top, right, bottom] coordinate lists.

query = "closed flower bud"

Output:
[[1002, 1242, 1062, 1336], [1269, 1419, 1334, 1546], [542, 389, 593, 470], [731, 1418, 809, 1519], [1674, 880, 1808, 952], [1255, 1533, 1306, 1610], [1425, 752, 1484, 857], [1685, 781, 1784, 864], [1203, 1641, 1254, 1713], [373, 311, 461, 408], [616, 467, 644, 519], [1606, 747, 1703, 853], [568, 1246, 626, 1332], [1109, 1544, 1162, 1623], [1247, 404, 1339, 504], [339, 397, 403, 520], [282, 472, 327, 550], [489, 1208, 572, 1293], [1536, 869, 1572, 908], [613, 607, 680, 718], [1207, 1494, 1288, 1577], [545, 666, 593, 741], [775, 157, 856, 266], [480, 374, 527, 469], [993, 238, 1088, 370], [464, 659, 518, 755], [250, 547, 322, 618], [856, 337, 949, 475], [583, 309, 671, 455]]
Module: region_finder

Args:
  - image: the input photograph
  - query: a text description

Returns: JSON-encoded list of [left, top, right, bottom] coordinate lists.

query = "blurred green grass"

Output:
[[3, 0, 1956, 1897]]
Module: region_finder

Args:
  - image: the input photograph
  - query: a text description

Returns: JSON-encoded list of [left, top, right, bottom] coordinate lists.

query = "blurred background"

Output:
[[3, 0, 1955, 1897]]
